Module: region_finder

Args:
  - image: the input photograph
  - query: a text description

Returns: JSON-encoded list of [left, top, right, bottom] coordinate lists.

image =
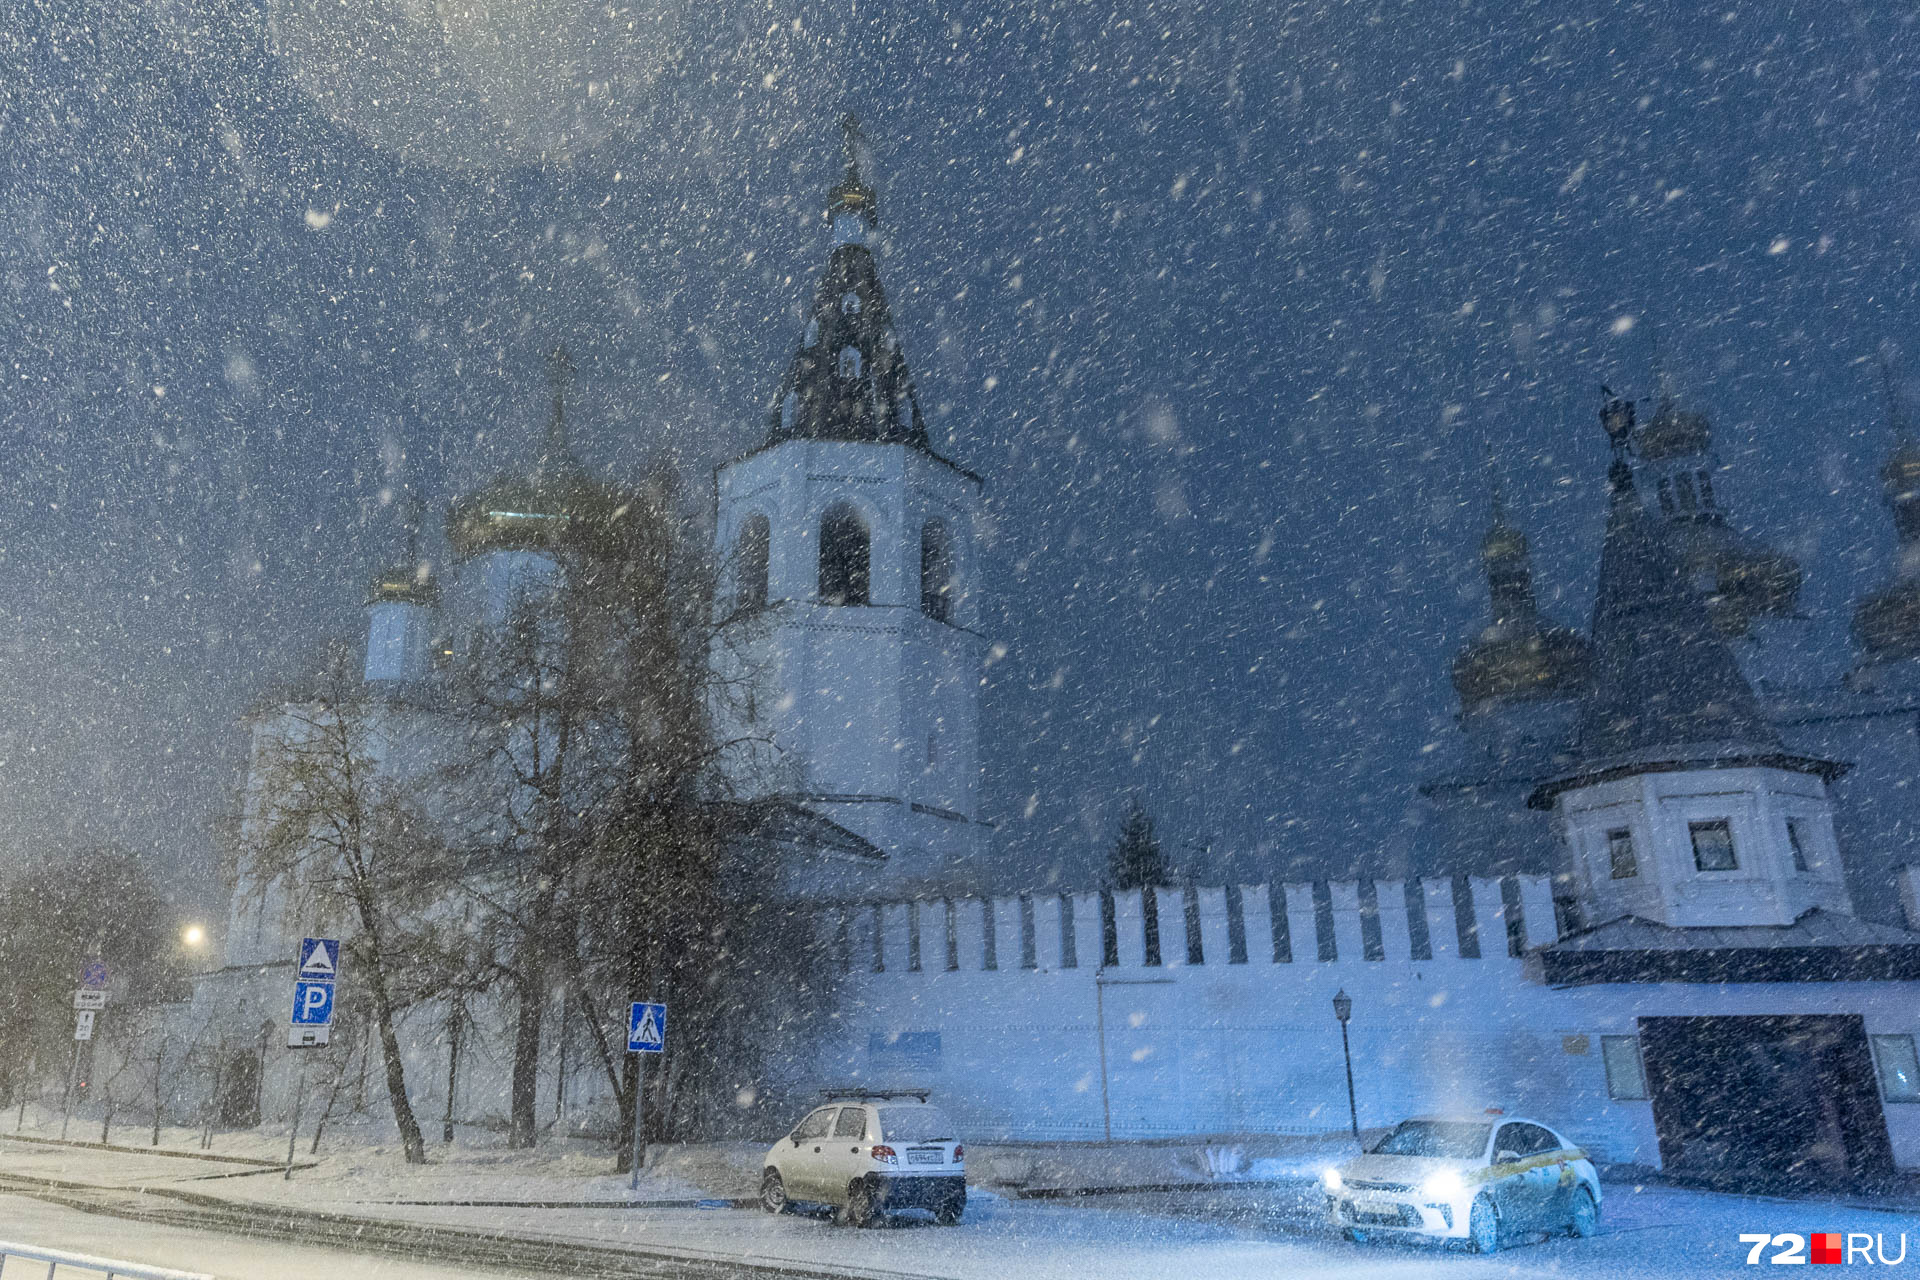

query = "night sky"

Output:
[[2, 1, 1916, 907]]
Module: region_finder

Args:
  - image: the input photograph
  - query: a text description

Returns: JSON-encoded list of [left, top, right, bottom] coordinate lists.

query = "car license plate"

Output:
[[906, 1148, 944, 1166]]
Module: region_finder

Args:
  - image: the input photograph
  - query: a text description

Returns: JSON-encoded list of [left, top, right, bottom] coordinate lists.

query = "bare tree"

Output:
[[237, 646, 439, 1164]]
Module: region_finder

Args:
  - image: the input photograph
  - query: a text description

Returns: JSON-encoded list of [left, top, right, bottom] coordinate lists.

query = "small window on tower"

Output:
[[920, 518, 955, 622], [1606, 828, 1637, 880], [780, 391, 797, 435], [1698, 469, 1717, 509], [805, 319, 819, 347], [1689, 819, 1738, 872], [841, 291, 862, 315], [927, 732, 938, 766], [839, 347, 862, 378], [735, 514, 770, 612], [1787, 818, 1813, 872], [1676, 473, 1698, 513], [1657, 479, 1675, 515]]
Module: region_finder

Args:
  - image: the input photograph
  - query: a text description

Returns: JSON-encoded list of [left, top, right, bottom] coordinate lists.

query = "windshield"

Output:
[[876, 1107, 957, 1143], [1370, 1121, 1491, 1160]]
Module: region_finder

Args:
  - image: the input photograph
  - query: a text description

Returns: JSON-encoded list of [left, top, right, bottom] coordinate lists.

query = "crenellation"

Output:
[[1375, 879, 1413, 960], [1470, 875, 1513, 959], [1196, 886, 1232, 966], [825, 874, 1570, 985], [1329, 880, 1366, 961], [1421, 877, 1463, 960], [1518, 873, 1560, 947], [1283, 883, 1319, 963], [1241, 883, 1277, 963]]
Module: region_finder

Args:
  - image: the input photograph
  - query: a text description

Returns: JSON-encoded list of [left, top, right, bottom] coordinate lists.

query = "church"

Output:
[[190, 121, 1920, 1192]]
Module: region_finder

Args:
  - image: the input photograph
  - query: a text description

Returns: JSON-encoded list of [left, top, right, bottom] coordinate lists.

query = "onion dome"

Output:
[[1853, 357, 1920, 663], [764, 116, 931, 451], [367, 560, 438, 606], [1632, 388, 1801, 638], [1451, 484, 1593, 714], [366, 496, 439, 604], [446, 347, 625, 560]]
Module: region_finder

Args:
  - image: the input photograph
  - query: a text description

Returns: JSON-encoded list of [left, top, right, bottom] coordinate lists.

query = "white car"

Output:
[[1323, 1114, 1601, 1253], [760, 1090, 966, 1227]]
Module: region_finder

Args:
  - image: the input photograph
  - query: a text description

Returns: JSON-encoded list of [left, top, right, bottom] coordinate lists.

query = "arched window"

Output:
[[921, 518, 955, 622], [735, 513, 770, 612], [1697, 469, 1717, 511], [838, 347, 862, 379], [819, 502, 870, 606], [780, 391, 797, 434]]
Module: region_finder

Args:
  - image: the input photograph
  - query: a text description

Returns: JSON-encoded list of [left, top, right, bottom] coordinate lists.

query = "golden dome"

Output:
[[1660, 520, 1802, 638], [1453, 620, 1593, 713], [1453, 502, 1593, 713], [1854, 581, 1920, 664], [367, 561, 439, 605], [1635, 397, 1712, 461], [445, 456, 626, 561]]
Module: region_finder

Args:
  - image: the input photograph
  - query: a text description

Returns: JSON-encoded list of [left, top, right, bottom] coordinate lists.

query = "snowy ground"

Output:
[[4, 1113, 1918, 1278]]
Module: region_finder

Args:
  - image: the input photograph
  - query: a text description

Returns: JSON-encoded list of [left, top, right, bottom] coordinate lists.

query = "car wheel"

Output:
[[760, 1169, 790, 1215], [1567, 1187, 1598, 1238], [843, 1180, 877, 1228], [935, 1202, 963, 1226], [1468, 1195, 1501, 1255]]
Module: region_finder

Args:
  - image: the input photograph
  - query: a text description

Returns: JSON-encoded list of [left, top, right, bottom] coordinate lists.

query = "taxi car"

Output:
[[1323, 1113, 1600, 1253], [761, 1089, 966, 1227]]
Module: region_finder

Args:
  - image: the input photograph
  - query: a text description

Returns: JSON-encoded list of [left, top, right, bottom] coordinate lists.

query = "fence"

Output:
[[0, 1241, 212, 1280]]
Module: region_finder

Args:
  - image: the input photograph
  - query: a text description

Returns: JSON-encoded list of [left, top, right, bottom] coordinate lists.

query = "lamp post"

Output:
[[1332, 988, 1358, 1141]]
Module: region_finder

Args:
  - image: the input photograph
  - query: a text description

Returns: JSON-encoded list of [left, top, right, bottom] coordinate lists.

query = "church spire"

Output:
[[764, 118, 936, 453], [827, 113, 879, 246], [1573, 393, 1779, 761]]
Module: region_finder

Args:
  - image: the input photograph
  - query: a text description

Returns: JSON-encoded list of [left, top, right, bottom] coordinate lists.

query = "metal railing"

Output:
[[0, 1241, 213, 1280]]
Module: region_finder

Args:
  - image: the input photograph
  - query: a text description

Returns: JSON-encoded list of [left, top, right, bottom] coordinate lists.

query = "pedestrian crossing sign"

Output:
[[628, 1001, 667, 1054]]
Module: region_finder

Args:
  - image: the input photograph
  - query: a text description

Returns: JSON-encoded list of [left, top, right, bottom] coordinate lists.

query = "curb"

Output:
[[2, 1133, 286, 1168]]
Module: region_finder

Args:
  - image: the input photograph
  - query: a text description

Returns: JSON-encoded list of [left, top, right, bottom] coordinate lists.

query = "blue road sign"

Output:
[[628, 1001, 667, 1054], [79, 960, 109, 990], [297, 937, 341, 982], [291, 980, 335, 1027]]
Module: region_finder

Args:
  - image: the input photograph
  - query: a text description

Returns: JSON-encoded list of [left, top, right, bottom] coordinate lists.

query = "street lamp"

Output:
[[1332, 988, 1358, 1142], [182, 924, 207, 949]]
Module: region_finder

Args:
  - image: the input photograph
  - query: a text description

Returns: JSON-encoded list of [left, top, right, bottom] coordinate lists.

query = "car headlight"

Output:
[[1420, 1169, 1465, 1201], [1322, 1167, 1344, 1192]]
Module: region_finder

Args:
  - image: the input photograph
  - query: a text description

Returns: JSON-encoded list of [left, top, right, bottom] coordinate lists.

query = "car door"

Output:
[[824, 1104, 871, 1205], [1487, 1124, 1535, 1230], [1504, 1123, 1565, 1231], [1525, 1123, 1579, 1224], [786, 1107, 838, 1200]]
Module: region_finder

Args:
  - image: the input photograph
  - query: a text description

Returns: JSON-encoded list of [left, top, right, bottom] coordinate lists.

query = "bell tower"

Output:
[[713, 118, 989, 894]]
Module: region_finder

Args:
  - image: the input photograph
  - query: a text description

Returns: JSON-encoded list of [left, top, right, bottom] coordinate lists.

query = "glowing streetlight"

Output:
[[182, 924, 207, 949]]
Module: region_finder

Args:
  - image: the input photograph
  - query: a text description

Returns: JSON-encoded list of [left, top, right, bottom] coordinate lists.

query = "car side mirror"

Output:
[[791, 1136, 803, 1146], [1496, 1150, 1521, 1164]]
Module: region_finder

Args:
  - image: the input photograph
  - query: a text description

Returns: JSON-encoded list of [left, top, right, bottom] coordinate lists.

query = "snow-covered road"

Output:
[[3, 1177, 1915, 1279]]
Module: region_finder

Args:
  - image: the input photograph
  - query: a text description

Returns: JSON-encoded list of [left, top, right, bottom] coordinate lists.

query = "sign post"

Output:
[[626, 1001, 667, 1192], [61, 961, 110, 1140], [285, 938, 340, 1180]]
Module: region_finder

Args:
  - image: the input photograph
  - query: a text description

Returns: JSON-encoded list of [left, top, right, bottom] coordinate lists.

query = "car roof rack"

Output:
[[818, 1087, 931, 1103]]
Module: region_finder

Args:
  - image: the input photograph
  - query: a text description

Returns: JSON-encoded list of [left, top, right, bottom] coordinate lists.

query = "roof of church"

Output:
[[759, 117, 961, 469], [1574, 455, 1781, 761], [1537, 908, 1920, 984]]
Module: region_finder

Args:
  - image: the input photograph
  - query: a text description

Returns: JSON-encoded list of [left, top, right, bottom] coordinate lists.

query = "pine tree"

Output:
[[1107, 797, 1168, 889]]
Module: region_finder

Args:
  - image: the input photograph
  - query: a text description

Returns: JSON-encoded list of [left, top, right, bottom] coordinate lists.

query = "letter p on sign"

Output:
[[291, 980, 335, 1026]]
